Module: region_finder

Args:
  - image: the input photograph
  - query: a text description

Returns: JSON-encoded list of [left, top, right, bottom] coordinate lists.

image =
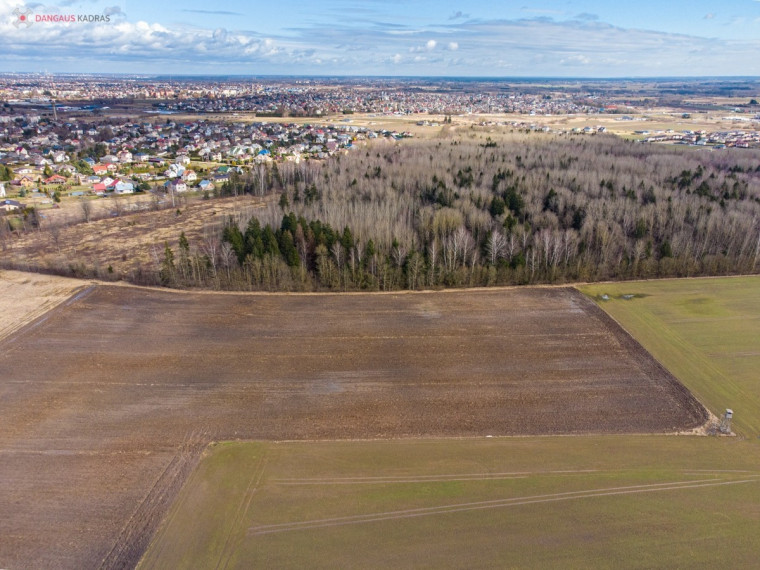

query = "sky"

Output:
[[1, 0, 760, 77]]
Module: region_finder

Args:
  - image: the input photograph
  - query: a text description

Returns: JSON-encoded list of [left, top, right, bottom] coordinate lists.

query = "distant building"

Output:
[[44, 175, 66, 185], [166, 179, 187, 193], [0, 199, 23, 212], [114, 180, 135, 194]]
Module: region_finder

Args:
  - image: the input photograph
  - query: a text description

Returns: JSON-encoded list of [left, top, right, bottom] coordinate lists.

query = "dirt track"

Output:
[[0, 284, 707, 568]]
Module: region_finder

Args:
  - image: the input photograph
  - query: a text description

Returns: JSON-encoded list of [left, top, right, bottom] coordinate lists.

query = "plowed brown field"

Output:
[[0, 285, 706, 568]]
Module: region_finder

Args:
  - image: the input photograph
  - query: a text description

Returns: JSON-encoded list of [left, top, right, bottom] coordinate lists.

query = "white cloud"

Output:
[[561, 54, 591, 66], [1, 1, 760, 76]]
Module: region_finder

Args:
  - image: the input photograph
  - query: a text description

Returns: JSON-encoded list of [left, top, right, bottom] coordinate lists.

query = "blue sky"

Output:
[[2, 0, 760, 76]]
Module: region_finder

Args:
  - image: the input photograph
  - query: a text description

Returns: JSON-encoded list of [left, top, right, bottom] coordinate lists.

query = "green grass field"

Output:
[[140, 438, 760, 569], [140, 276, 760, 569]]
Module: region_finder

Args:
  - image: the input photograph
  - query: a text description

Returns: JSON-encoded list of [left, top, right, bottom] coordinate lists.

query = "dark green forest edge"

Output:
[[157, 131, 760, 290]]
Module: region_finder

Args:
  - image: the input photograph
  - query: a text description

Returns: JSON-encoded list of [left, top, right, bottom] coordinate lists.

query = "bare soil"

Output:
[[0, 284, 706, 568]]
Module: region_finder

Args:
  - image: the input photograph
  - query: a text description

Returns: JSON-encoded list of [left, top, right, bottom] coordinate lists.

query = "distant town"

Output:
[[1, 75, 760, 217]]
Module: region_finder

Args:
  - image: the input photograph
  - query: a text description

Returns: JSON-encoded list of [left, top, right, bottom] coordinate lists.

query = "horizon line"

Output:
[[1, 72, 760, 82]]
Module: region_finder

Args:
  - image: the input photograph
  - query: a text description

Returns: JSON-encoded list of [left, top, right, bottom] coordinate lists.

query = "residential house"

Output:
[[117, 150, 133, 163], [164, 163, 185, 178], [166, 179, 188, 193], [16, 176, 35, 188], [44, 175, 66, 185], [0, 199, 23, 212], [0, 182, 5, 197], [114, 180, 135, 194], [181, 169, 197, 182], [54, 164, 77, 176], [92, 164, 109, 175]]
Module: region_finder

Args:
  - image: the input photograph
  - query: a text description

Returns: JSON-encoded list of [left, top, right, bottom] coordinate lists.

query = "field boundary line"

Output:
[[100, 429, 207, 570], [0, 283, 94, 348], [575, 290, 711, 430]]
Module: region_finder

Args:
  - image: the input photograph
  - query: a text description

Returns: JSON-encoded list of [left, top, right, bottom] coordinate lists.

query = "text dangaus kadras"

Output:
[[35, 14, 111, 23]]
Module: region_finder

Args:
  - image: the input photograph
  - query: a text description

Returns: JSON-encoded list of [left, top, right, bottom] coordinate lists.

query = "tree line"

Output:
[[157, 130, 760, 291]]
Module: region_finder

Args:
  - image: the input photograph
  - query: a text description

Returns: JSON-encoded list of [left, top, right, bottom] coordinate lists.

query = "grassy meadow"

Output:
[[140, 437, 760, 569]]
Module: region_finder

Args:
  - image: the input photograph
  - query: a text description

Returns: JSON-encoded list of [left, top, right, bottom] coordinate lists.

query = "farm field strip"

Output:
[[246, 477, 760, 537], [140, 437, 760, 569]]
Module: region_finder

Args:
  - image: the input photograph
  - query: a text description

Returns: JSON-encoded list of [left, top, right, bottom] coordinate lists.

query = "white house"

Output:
[[166, 179, 187, 193], [0, 182, 5, 197], [114, 180, 135, 194]]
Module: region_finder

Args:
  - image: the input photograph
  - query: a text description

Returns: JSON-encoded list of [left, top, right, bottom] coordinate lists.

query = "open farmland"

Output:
[[0, 284, 706, 568], [580, 276, 760, 438], [140, 437, 760, 570], [140, 275, 760, 570]]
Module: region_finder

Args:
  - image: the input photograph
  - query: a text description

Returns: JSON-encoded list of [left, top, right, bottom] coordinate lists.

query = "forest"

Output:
[[156, 129, 760, 291]]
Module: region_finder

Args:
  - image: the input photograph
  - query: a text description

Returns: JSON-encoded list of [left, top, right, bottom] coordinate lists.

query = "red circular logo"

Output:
[[19, 14, 26, 21]]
